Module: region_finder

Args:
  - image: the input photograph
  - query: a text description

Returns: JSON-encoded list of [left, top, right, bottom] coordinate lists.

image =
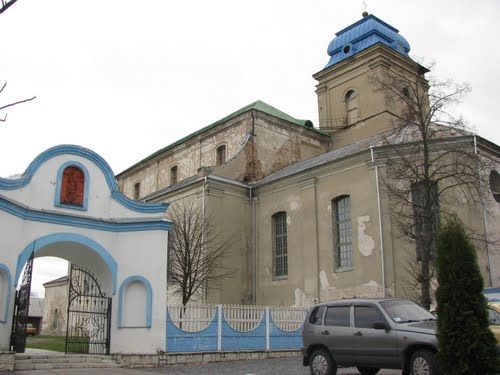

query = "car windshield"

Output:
[[380, 299, 435, 323]]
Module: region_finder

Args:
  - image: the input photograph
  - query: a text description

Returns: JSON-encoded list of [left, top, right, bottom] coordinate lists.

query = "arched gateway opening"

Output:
[[11, 234, 117, 354], [0, 145, 171, 355]]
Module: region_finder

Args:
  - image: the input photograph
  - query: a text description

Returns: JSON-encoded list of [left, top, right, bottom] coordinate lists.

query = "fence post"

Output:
[[265, 307, 270, 351], [217, 305, 222, 352]]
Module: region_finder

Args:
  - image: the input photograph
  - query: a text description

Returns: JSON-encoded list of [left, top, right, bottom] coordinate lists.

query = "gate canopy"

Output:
[[0, 145, 171, 353]]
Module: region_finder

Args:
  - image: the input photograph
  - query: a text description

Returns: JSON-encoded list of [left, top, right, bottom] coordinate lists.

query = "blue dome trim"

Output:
[[324, 15, 411, 69]]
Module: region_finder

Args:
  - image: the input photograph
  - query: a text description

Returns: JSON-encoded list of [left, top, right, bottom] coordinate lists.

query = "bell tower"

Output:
[[314, 13, 428, 148]]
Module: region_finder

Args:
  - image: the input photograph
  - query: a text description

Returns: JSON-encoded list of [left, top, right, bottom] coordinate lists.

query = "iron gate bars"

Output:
[[10, 251, 34, 353], [65, 264, 111, 355]]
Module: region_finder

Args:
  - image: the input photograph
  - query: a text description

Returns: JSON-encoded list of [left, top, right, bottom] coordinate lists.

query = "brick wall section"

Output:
[[113, 350, 300, 368], [118, 110, 330, 200]]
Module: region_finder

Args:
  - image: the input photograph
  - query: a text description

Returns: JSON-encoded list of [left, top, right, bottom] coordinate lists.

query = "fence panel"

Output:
[[166, 304, 308, 353]]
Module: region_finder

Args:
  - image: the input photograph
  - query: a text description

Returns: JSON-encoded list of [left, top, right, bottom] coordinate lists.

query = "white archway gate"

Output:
[[0, 145, 171, 354]]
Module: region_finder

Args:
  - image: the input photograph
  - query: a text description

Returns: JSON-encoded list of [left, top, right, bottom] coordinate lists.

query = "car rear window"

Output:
[[308, 306, 325, 325], [354, 306, 385, 328], [324, 306, 350, 327]]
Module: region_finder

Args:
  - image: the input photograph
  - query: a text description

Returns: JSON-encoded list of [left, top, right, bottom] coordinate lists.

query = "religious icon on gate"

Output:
[[60, 166, 85, 206]]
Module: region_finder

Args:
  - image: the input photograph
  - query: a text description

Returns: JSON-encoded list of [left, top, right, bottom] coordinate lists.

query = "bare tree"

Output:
[[167, 201, 237, 306], [371, 65, 494, 309], [0, 0, 19, 14], [0, 82, 36, 122]]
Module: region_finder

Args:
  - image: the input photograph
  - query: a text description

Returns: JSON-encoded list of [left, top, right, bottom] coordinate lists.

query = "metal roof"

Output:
[[324, 14, 410, 69]]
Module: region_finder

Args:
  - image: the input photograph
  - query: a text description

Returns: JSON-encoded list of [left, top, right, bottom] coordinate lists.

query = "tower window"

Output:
[[345, 89, 359, 125], [170, 166, 178, 185], [343, 45, 351, 54], [216, 145, 226, 165]]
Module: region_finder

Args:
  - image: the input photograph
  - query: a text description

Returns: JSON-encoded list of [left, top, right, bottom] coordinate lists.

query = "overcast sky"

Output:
[[2, 0, 500, 295]]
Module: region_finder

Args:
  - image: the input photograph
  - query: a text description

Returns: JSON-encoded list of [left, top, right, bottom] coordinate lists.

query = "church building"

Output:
[[117, 14, 500, 307]]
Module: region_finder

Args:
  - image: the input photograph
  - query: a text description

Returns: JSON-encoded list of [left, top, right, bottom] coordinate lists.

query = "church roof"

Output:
[[324, 14, 411, 69], [117, 100, 321, 177]]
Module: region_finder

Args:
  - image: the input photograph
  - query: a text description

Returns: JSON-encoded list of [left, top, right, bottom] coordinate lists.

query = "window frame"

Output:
[[170, 166, 178, 185], [133, 182, 141, 200], [332, 195, 353, 271], [216, 144, 227, 166], [344, 89, 359, 126], [272, 211, 288, 279], [54, 161, 89, 211]]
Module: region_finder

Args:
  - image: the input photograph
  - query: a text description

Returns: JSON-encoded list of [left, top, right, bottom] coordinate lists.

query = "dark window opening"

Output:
[[216, 145, 226, 166], [171, 166, 178, 185], [324, 306, 350, 327], [133, 182, 140, 200], [354, 306, 386, 328]]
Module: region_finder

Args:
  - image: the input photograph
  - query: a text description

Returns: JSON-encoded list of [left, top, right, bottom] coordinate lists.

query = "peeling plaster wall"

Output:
[[118, 112, 329, 200], [41, 282, 68, 336], [255, 159, 386, 306]]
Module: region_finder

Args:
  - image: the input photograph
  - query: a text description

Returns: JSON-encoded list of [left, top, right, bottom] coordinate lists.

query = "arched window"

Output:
[[332, 195, 353, 269], [345, 89, 359, 125], [489, 170, 500, 203], [133, 182, 141, 200], [0, 264, 12, 323], [272, 212, 288, 278], [170, 166, 178, 185], [60, 166, 85, 206], [216, 145, 226, 165]]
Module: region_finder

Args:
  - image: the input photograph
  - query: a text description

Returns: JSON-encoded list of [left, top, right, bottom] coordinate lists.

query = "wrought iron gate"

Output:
[[66, 264, 111, 355], [10, 251, 34, 353]]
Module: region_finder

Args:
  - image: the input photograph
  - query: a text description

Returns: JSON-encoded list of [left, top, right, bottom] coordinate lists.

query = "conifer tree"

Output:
[[435, 217, 498, 374]]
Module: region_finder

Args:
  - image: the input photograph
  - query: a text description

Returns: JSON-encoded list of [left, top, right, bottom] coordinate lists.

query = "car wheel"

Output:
[[410, 349, 437, 375], [309, 349, 336, 375], [356, 367, 380, 375]]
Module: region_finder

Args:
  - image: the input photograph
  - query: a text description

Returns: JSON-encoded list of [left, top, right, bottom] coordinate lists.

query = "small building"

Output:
[[41, 276, 68, 336]]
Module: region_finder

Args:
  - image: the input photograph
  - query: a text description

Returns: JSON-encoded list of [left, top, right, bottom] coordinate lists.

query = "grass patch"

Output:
[[26, 335, 66, 352]]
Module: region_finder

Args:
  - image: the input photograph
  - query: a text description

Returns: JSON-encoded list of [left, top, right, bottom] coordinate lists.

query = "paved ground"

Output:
[[11, 357, 403, 375]]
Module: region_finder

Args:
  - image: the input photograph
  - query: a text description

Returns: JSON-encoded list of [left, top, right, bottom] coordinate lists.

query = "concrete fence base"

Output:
[[113, 349, 301, 368], [0, 352, 15, 372]]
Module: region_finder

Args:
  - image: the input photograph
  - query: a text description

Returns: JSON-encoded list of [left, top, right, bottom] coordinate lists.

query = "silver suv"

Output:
[[301, 298, 438, 375]]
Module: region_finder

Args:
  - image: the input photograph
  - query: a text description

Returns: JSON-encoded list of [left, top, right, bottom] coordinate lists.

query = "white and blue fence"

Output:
[[166, 304, 308, 352]]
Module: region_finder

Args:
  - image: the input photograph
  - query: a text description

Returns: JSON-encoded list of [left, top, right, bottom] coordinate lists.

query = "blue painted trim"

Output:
[[54, 161, 90, 211], [0, 196, 172, 233], [16, 233, 118, 295], [118, 275, 153, 328], [0, 264, 12, 323], [484, 287, 500, 294], [0, 144, 169, 214]]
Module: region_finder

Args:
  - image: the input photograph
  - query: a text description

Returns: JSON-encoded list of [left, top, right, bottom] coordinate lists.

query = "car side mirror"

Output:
[[373, 321, 390, 330]]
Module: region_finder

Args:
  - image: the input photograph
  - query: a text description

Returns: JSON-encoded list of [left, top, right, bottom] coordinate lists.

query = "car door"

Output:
[[321, 304, 354, 366], [353, 303, 399, 368]]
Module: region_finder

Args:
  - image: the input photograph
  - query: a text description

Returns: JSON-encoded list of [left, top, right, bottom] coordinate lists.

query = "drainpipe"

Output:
[[371, 146, 386, 297], [251, 187, 257, 304], [202, 176, 208, 301], [474, 135, 493, 286], [314, 178, 321, 303]]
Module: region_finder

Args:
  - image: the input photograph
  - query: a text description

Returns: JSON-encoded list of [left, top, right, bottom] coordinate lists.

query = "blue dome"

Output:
[[324, 14, 411, 69]]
